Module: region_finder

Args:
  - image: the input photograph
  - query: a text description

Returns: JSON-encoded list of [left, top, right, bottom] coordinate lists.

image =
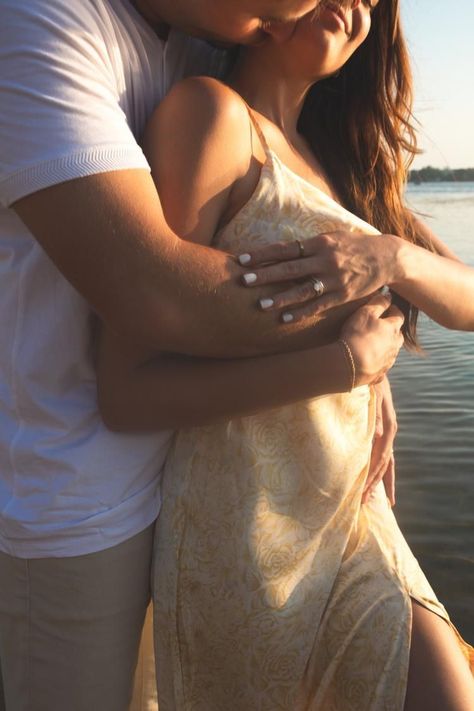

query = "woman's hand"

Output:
[[239, 231, 403, 323], [339, 301, 402, 507], [339, 292, 405, 388], [362, 377, 398, 507]]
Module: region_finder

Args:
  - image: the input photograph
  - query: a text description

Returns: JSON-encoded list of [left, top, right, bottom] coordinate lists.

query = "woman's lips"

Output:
[[322, 3, 350, 35]]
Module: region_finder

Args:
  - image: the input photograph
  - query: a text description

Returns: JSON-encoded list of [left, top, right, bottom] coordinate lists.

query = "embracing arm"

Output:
[[13, 78, 355, 360], [97, 335, 349, 431], [97, 292, 402, 430], [14, 169, 300, 359]]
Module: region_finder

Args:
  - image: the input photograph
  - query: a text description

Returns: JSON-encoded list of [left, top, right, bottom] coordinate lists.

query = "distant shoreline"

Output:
[[409, 167, 474, 184]]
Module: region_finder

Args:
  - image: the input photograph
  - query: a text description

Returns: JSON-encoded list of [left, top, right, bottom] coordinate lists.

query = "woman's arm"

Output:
[[389, 217, 474, 331], [236, 216, 474, 331]]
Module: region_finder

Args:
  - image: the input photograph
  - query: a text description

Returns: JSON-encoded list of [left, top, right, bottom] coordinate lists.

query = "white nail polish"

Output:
[[259, 298, 274, 310], [239, 253, 252, 266], [243, 273, 257, 285], [282, 312, 294, 323]]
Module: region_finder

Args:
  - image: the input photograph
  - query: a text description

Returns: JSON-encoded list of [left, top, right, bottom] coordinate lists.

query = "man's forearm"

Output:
[[134, 236, 368, 358], [14, 170, 362, 360]]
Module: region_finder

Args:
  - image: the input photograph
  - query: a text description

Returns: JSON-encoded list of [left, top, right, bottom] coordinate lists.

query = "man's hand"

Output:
[[362, 376, 398, 507]]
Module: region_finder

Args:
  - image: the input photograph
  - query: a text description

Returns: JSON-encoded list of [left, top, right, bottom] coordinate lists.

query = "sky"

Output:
[[401, 0, 474, 169]]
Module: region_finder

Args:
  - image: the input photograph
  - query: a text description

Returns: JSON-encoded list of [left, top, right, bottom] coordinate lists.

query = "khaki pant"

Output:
[[0, 526, 158, 711]]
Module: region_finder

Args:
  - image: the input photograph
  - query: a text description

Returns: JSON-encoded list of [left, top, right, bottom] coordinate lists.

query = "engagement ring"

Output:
[[311, 276, 325, 296]]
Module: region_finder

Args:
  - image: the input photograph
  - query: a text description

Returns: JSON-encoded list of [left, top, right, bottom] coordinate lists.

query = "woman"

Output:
[[97, 0, 474, 708]]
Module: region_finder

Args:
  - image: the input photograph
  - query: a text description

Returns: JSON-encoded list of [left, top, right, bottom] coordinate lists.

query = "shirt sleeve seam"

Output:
[[0, 144, 151, 207]]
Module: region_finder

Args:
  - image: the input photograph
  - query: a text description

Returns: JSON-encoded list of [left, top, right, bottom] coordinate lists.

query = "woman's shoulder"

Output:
[[143, 76, 254, 187], [164, 76, 248, 119], [149, 76, 250, 146]]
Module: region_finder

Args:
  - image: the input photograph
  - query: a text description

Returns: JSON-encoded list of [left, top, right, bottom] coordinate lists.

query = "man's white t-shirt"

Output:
[[0, 0, 227, 557]]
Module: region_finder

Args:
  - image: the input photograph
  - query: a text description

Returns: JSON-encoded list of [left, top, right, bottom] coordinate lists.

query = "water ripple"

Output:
[[390, 185, 474, 640]]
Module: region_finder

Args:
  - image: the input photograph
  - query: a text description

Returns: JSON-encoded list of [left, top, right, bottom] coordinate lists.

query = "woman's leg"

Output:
[[403, 600, 474, 711]]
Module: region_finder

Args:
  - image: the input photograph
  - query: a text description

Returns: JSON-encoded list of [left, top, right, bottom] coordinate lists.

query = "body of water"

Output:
[[390, 182, 474, 641]]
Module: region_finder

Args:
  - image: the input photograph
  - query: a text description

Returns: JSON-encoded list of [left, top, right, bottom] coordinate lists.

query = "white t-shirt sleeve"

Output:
[[0, 0, 149, 208]]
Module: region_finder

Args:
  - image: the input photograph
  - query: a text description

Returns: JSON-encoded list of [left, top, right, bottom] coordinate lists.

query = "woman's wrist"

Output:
[[338, 339, 356, 391], [314, 342, 356, 395]]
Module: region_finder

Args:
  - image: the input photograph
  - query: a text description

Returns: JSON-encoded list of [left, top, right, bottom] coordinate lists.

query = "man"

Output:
[[0, 0, 396, 708]]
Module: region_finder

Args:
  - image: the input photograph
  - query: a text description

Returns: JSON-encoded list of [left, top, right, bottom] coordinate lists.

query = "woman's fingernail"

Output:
[[282, 312, 294, 323], [243, 273, 257, 285], [238, 253, 252, 266], [259, 298, 274, 310]]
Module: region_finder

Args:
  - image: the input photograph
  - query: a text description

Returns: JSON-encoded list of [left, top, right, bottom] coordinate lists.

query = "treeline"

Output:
[[408, 166, 474, 183]]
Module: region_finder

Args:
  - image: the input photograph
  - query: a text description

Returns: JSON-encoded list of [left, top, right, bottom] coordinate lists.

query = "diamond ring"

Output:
[[310, 276, 325, 296]]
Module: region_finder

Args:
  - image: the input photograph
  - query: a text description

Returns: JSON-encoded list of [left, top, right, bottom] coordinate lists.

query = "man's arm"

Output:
[[13, 77, 361, 359], [14, 169, 361, 358]]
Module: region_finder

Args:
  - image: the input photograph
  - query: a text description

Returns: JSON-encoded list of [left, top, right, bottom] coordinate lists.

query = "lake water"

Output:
[[391, 182, 474, 641]]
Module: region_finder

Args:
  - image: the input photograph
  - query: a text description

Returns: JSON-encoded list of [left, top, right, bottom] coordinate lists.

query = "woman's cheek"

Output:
[[352, 12, 372, 46]]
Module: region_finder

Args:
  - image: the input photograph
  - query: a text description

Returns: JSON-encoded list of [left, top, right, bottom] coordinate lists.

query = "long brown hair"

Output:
[[298, 0, 433, 348]]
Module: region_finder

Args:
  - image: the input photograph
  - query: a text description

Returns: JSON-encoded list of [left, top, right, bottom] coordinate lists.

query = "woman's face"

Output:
[[275, 0, 380, 81]]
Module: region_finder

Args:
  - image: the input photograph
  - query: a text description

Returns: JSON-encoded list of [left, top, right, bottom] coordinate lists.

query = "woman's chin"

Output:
[[309, 63, 342, 84]]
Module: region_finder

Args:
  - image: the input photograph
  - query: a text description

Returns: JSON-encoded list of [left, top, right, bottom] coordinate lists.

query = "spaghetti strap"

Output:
[[241, 101, 272, 159], [221, 83, 272, 159]]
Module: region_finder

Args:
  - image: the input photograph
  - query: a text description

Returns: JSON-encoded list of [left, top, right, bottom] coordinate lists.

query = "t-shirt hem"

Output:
[[0, 505, 160, 559], [0, 145, 150, 208]]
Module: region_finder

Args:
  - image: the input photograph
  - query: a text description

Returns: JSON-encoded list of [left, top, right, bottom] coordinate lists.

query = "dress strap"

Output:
[[222, 83, 272, 159], [242, 102, 273, 159]]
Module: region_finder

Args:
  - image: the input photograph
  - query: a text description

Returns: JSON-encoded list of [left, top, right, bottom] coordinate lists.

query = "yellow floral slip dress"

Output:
[[153, 106, 474, 711]]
